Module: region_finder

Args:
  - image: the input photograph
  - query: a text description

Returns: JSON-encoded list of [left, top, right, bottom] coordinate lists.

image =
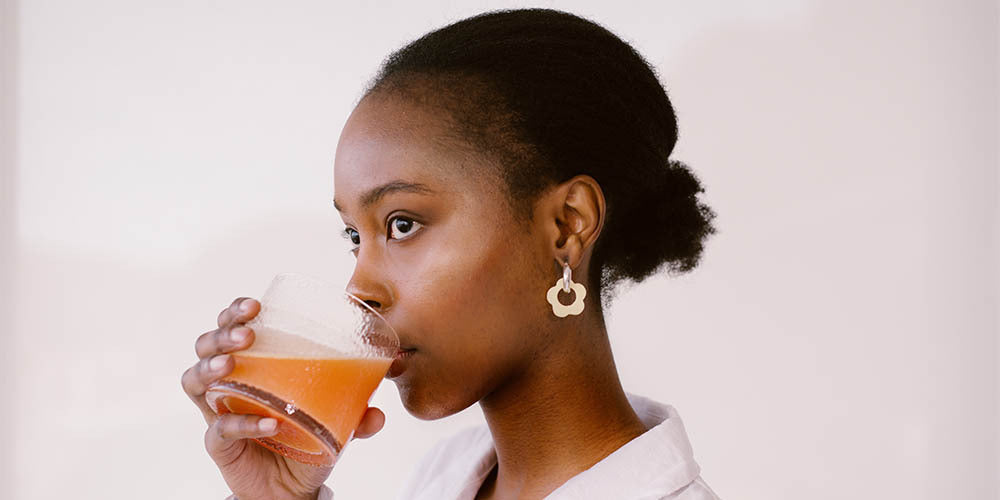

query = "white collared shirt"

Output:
[[310, 392, 720, 500]]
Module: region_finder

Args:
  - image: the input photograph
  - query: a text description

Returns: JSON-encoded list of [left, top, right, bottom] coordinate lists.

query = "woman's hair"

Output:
[[362, 8, 718, 303]]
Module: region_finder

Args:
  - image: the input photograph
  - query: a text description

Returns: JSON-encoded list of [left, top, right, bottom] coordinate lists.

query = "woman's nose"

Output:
[[345, 263, 392, 313]]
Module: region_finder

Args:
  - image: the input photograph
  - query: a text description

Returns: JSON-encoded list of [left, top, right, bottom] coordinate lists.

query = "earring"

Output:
[[546, 260, 586, 318]]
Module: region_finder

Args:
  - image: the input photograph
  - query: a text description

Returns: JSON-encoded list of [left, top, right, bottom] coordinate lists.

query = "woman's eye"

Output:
[[341, 217, 421, 252], [344, 228, 360, 246], [389, 216, 423, 240]]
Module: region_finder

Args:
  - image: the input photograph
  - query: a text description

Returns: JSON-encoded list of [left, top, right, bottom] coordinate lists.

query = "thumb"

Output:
[[354, 406, 385, 439]]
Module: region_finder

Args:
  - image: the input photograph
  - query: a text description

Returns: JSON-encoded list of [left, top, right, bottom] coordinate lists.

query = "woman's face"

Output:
[[333, 93, 558, 420]]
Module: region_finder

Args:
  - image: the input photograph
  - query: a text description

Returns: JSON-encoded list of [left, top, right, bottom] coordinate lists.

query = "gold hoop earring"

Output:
[[546, 260, 586, 318]]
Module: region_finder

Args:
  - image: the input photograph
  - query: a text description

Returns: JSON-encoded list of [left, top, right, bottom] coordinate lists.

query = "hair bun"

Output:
[[365, 8, 718, 302]]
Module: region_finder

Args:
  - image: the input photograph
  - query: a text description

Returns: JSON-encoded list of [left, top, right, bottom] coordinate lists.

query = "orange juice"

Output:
[[207, 326, 392, 467]]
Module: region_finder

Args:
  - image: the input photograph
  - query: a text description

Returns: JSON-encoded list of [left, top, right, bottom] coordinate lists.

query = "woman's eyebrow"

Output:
[[333, 180, 435, 212]]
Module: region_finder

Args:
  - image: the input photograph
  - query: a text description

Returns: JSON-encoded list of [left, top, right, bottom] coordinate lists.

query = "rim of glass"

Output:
[[342, 289, 399, 343], [266, 273, 399, 345]]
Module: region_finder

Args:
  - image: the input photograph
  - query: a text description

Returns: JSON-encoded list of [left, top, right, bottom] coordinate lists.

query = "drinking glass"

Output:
[[206, 273, 398, 467]]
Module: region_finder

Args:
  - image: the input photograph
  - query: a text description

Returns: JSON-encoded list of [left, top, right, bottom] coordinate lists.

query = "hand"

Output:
[[182, 297, 387, 500]]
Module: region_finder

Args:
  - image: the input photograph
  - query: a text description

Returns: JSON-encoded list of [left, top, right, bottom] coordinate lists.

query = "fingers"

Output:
[[196, 297, 258, 359], [183, 354, 233, 399], [217, 297, 259, 328], [195, 324, 255, 359], [184, 297, 260, 426], [205, 413, 279, 464], [182, 354, 234, 423], [353, 407, 385, 439]]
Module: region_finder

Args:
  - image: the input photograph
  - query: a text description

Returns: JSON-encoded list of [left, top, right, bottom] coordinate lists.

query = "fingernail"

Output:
[[239, 300, 252, 312], [209, 355, 229, 371], [231, 327, 249, 343], [259, 418, 277, 432]]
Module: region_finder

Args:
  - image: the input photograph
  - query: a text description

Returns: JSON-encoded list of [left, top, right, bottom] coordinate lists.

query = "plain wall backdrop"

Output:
[[2, 1, 997, 499]]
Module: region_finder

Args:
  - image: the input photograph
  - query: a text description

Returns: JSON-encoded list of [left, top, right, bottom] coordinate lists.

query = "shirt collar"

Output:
[[545, 392, 702, 499], [437, 392, 702, 500]]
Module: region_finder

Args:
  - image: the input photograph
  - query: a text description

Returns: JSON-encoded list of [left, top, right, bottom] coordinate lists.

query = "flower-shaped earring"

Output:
[[546, 259, 586, 318]]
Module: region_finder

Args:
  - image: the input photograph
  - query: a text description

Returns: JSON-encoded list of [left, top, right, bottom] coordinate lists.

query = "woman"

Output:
[[183, 8, 720, 500]]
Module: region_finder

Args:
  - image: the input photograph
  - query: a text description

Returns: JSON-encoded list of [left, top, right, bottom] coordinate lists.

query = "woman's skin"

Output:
[[183, 90, 649, 500]]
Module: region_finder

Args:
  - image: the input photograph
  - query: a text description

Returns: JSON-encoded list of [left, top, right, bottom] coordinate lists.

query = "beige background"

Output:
[[1, 1, 997, 499]]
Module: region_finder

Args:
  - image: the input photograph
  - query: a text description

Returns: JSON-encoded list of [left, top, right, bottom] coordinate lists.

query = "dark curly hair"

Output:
[[361, 7, 717, 303]]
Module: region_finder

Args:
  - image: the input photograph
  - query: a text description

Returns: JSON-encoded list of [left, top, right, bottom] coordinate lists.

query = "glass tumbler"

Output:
[[206, 273, 398, 467]]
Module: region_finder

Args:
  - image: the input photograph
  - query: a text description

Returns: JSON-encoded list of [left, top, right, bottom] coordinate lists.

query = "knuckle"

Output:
[[190, 359, 209, 384], [228, 326, 252, 346], [183, 364, 208, 396], [181, 366, 195, 390], [230, 297, 249, 316], [204, 418, 217, 438], [239, 416, 256, 434], [216, 308, 230, 327], [195, 330, 215, 356], [216, 414, 257, 441], [198, 356, 216, 377], [213, 416, 231, 440], [234, 297, 255, 315], [214, 325, 231, 345]]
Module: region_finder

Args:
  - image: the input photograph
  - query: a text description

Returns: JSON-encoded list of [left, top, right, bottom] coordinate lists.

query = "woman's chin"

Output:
[[394, 383, 469, 421]]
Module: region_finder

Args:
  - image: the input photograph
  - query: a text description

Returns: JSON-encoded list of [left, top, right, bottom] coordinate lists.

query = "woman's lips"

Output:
[[387, 348, 416, 379]]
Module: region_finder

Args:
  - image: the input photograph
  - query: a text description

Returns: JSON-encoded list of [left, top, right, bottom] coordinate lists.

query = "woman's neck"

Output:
[[477, 315, 649, 500]]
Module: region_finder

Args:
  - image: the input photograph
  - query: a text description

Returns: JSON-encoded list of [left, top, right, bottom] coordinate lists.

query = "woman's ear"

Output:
[[540, 174, 606, 269]]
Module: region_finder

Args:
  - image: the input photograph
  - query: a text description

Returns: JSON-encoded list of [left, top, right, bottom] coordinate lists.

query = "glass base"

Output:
[[206, 381, 343, 467]]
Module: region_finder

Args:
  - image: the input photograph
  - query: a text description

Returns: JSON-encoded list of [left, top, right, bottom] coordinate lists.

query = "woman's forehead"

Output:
[[333, 94, 503, 213]]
